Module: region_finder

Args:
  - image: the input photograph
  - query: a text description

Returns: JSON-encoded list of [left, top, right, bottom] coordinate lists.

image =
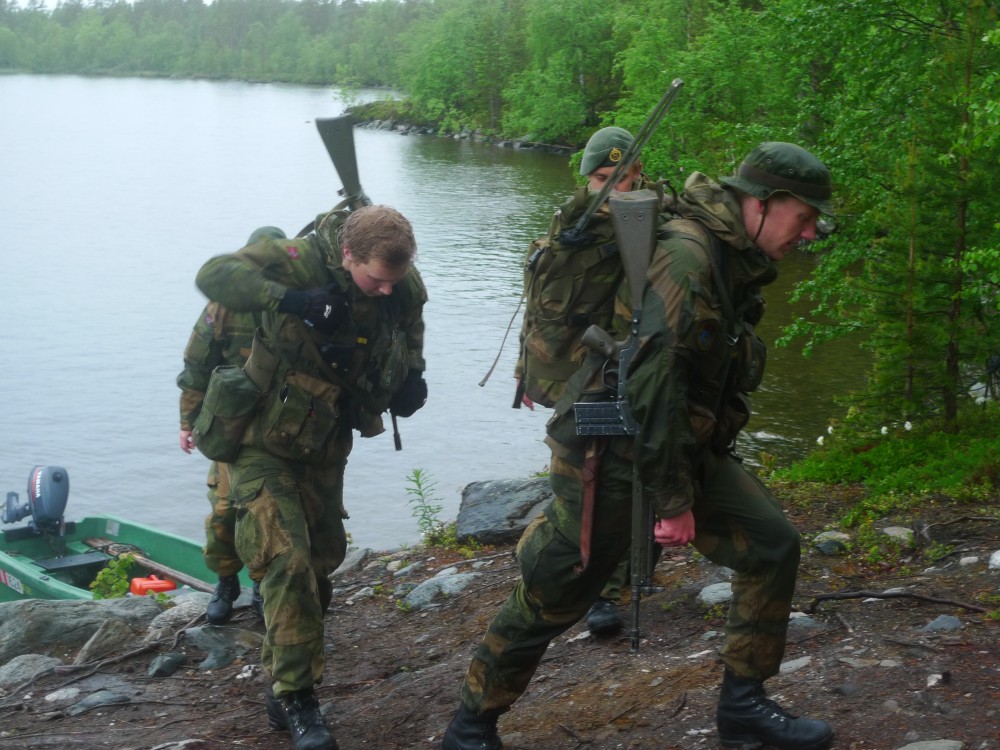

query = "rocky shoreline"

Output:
[[0, 478, 997, 749]]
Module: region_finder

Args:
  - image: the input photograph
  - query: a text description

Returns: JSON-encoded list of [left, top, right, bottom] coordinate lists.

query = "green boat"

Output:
[[1, 465, 249, 602]]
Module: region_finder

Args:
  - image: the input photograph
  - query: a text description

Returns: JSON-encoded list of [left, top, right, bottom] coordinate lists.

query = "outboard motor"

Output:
[[2, 466, 69, 533]]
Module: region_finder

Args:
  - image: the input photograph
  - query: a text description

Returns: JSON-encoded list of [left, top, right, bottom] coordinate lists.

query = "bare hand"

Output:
[[654, 511, 695, 548], [179, 430, 195, 454]]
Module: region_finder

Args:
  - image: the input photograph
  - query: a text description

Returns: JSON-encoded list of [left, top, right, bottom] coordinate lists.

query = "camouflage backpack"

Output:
[[516, 185, 634, 408], [516, 180, 748, 410]]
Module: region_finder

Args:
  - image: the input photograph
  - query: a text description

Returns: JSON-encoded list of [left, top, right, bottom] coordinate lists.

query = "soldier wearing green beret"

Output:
[[178, 225, 286, 625], [443, 142, 836, 750], [515, 126, 648, 410]]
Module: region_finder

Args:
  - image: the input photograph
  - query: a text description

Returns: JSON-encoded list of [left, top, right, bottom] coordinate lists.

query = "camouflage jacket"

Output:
[[177, 303, 259, 431], [194, 229, 427, 436], [548, 172, 777, 520]]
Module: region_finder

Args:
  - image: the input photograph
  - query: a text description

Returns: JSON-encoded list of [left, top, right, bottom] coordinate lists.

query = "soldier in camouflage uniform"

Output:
[[178, 226, 286, 624], [195, 205, 427, 750], [514, 126, 649, 636], [443, 143, 835, 750]]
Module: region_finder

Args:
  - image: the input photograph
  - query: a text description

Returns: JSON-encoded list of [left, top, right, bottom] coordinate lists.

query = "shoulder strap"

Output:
[[665, 218, 737, 341]]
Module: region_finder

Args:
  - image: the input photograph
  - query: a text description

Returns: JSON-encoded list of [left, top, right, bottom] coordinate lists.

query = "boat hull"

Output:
[[0, 515, 251, 602]]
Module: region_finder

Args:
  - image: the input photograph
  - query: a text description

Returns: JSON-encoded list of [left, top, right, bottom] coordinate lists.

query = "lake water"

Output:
[[0, 74, 867, 551]]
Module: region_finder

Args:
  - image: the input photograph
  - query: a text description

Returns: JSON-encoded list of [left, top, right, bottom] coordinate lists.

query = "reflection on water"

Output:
[[0, 75, 869, 550]]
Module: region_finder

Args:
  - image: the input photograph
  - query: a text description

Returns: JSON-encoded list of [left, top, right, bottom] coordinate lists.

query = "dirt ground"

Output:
[[0, 491, 997, 750]]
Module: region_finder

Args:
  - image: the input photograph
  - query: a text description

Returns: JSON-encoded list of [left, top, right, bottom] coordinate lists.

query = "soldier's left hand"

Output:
[[389, 369, 428, 418]]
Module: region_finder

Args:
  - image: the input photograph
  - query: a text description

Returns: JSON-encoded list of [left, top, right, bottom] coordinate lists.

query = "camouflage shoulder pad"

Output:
[[660, 217, 711, 250]]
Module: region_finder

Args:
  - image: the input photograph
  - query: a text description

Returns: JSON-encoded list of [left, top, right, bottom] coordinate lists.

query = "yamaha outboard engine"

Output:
[[2, 466, 69, 533]]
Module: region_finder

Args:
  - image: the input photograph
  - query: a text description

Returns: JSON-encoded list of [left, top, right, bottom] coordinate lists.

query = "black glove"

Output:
[[389, 369, 427, 418], [279, 285, 349, 334]]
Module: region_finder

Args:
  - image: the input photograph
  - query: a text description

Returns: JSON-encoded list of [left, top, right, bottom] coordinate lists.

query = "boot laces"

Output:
[[285, 690, 324, 731], [752, 695, 797, 724], [212, 575, 240, 602]]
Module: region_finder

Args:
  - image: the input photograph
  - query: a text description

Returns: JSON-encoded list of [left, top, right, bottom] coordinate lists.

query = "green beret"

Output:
[[720, 142, 834, 216], [580, 126, 634, 176], [246, 226, 287, 245]]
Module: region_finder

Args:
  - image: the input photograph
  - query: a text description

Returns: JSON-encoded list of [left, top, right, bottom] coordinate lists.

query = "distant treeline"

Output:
[[3, 0, 1000, 431]]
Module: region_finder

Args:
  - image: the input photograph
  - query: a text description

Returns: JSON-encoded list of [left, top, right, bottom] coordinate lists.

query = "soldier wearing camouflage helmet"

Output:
[[178, 225, 286, 625], [442, 142, 835, 750], [195, 205, 428, 750]]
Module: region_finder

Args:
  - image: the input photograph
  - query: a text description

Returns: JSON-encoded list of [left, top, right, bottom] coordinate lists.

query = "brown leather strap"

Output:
[[576, 440, 606, 575]]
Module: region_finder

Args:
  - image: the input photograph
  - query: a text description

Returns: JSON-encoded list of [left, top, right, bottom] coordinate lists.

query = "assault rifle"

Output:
[[559, 78, 683, 248], [312, 115, 405, 452], [574, 190, 663, 652]]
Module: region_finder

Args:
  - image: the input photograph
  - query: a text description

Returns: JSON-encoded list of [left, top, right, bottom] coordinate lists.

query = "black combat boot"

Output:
[[716, 670, 833, 750], [265, 686, 338, 750], [251, 580, 265, 620], [585, 598, 623, 635], [206, 574, 241, 625], [441, 703, 504, 750]]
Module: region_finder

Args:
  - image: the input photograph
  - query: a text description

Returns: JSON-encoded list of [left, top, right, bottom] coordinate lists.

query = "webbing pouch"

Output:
[[260, 370, 340, 464], [193, 365, 264, 463]]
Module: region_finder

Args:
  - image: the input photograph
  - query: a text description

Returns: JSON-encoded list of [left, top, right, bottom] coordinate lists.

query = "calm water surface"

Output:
[[0, 75, 867, 550]]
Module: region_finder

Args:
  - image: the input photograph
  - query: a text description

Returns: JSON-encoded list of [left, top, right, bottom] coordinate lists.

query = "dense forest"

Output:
[[2, 0, 999, 446]]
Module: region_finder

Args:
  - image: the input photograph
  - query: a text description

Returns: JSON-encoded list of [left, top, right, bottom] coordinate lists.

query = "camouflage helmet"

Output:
[[246, 226, 287, 245], [720, 142, 834, 216], [579, 126, 634, 176]]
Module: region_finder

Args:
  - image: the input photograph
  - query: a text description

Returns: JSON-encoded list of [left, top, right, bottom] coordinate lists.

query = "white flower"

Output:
[[904, 421, 912, 431], [816, 436, 825, 446], [827, 426, 834, 435], [881, 426, 889, 435]]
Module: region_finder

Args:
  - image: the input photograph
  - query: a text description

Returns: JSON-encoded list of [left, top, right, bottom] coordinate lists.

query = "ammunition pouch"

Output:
[[244, 327, 281, 391], [193, 330, 278, 463], [261, 370, 341, 464], [193, 365, 264, 463], [711, 392, 751, 455], [736, 325, 767, 393]]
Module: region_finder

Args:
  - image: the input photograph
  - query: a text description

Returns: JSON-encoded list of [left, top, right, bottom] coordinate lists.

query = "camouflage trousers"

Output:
[[459, 443, 800, 713], [228, 446, 350, 696], [202, 461, 243, 578], [597, 543, 662, 602]]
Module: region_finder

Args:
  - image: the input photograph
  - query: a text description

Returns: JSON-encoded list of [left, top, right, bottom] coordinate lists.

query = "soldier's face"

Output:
[[342, 246, 408, 297], [587, 162, 642, 193], [746, 195, 820, 261]]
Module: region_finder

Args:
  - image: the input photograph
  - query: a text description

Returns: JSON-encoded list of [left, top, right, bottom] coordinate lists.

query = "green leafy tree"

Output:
[[777, 0, 1000, 430], [400, 0, 523, 133], [502, 0, 620, 143]]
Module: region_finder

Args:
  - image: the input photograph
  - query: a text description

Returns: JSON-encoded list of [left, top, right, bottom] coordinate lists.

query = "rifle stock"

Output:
[[315, 115, 372, 209]]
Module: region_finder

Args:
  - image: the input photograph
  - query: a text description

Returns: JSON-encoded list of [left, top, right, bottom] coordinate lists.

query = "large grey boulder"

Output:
[[457, 477, 552, 545], [0, 597, 161, 666]]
